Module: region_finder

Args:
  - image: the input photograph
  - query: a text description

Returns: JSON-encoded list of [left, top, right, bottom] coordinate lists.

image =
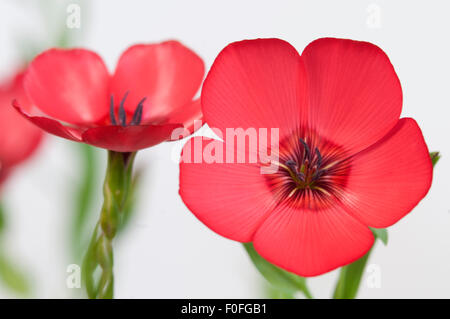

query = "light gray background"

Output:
[[0, 0, 448, 298]]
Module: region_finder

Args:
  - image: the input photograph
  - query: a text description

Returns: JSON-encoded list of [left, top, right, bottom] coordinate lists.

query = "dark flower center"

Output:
[[110, 91, 147, 126], [265, 131, 351, 209]]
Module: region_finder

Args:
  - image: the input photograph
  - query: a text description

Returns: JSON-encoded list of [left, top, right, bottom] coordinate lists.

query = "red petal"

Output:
[[201, 38, 309, 139], [179, 137, 276, 242], [340, 118, 432, 228], [302, 38, 402, 155], [0, 75, 43, 167], [166, 99, 202, 139], [82, 124, 181, 152], [253, 204, 374, 277], [13, 101, 82, 142], [110, 41, 204, 123], [24, 48, 110, 125]]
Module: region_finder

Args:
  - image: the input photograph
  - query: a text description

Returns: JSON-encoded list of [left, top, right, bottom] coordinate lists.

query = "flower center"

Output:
[[109, 91, 147, 126], [265, 132, 351, 209]]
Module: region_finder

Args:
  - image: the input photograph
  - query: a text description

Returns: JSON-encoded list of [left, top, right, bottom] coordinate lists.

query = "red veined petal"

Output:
[[13, 101, 82, 142], [201, 38, 309, 139], [166, 99, 202, 139], [81, 124, 182, 152], [110, 41, 204, 123], [253, 204, 374, 277], [24, 48, 110, 125], [340, 118, 432, 228], [179, 137, 277, 242], [302, 38, 402, 155]]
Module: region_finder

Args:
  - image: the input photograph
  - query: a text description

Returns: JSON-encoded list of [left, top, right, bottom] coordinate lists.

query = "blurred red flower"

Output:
[[0, 71, 43, 185], [14, 41, 204, 152], [179, 38, 433, 276]]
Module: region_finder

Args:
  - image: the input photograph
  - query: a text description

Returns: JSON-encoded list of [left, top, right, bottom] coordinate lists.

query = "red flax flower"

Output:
[[13, 41, 204, 152], [0, 71, 43, 185], [179, 38, 432, 276], [12, 41, 204, 299]]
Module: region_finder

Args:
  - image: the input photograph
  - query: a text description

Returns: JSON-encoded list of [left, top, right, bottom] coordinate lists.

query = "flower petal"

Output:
[[24, 48, 110, 125], [201, 38, 309, 139], [110, 41, 204, 123], [179, 137, 276, 242], [166, 99, 202, 139], [81, 124, 181, 152], [253, 204, 374, 277], [340, 118, 432, 228], [0, 74, 43, 167], [13, 101, 82, 142], [302, 38, 402, 155]]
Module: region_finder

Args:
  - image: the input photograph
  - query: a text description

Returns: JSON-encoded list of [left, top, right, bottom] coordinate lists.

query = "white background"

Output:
[[0, 0, 449, 298]]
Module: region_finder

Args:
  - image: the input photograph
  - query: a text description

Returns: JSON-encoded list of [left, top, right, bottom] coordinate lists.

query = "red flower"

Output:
[[14, 41, 204, 152], [179, 38, 432, 276], [0, 71, 43, 184]]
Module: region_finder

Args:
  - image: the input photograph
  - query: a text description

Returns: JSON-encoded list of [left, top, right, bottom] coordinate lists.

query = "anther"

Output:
[[129, 97, 146, 126], [299, 138, 310, 161], [118, 91, 129, 126], [315, 147, 322, 168], [109, 95, 117, 125]]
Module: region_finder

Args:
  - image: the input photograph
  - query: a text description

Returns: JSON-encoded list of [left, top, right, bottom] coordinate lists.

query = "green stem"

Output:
[[82, 151, 136, 299]]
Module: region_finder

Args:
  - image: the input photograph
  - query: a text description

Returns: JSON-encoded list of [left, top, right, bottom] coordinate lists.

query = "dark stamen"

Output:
[[129, 97, 146, 126], [315, 147, 322, 168], [285, 159, 297, 167], [297, 171, 305, 182], [109, 95, 117, 125], [118, 91, 129, 126], [312, 168, 327, 182], [299, 138, 310, 161]]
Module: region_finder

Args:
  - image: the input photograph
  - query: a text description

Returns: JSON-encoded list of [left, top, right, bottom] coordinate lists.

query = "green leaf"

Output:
[[71, 144, 98, 261], [370, 227, 388, 245], [243, 243, 313, 298], [333, 228, 387, 299], [430, 152, 440, 167], [266, 284, 295, 299], [333, 250, 371, 299], [0, 253, 30, 296]]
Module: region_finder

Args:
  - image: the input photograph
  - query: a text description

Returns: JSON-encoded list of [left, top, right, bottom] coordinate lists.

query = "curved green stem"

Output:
[[82, 151, 136, 299]]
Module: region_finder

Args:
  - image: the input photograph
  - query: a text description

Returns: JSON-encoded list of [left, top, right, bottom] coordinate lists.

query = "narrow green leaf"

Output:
[[266, 284, 295, 299], [71, 144, 98, 261], [430, 151, 440, 167], [0, 253, 30, 296], [333, 250, 371, 299], [243, 243, 312, 298], [333, 228, 387, 299]]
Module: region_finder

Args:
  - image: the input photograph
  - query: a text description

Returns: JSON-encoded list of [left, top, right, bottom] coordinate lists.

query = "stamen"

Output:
[[297, 171, 305, 182], [109, 95, 117, 125], [118, 91, 129, 126], [129, 97, 146, 126], [285, 159, 297, 169], [315, 147, 322, 168], [299, 138, 310, 161]]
